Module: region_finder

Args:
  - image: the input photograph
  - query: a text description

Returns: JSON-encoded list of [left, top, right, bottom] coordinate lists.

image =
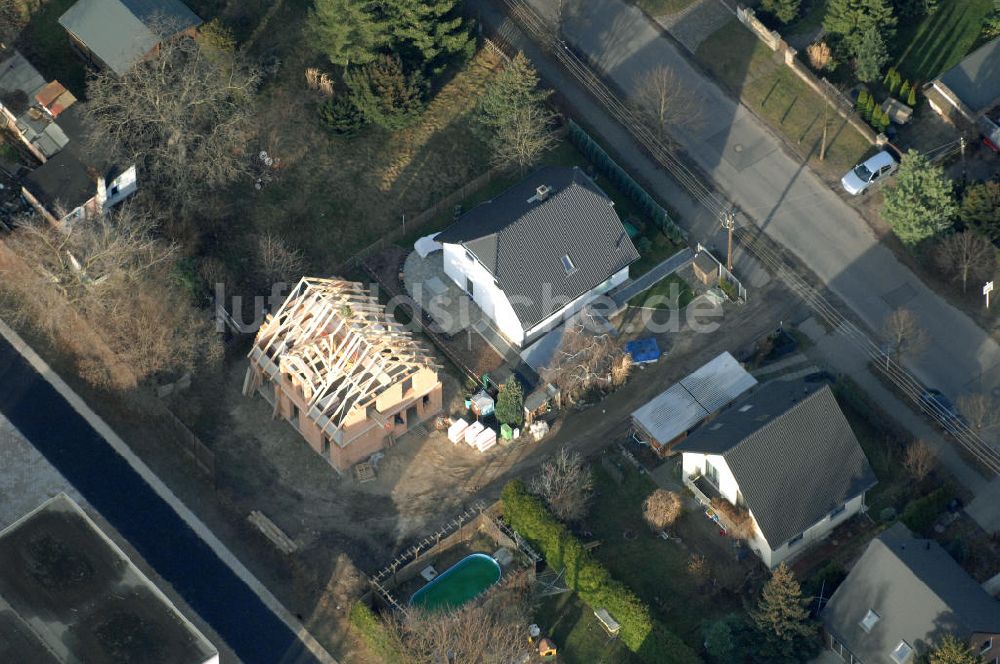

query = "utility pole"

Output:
[[819, 103, 829, 162], [723, 208, 736, 272], [960, 135, 967, 183]]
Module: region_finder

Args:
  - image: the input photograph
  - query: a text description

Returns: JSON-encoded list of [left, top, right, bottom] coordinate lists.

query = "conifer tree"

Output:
[[383, 0, 473, 74], [751, 563, 818, 663], [495, 376, 525, 427], [308, 0, 388, 67], [882, 149, 957, 245], [824, 0, 896, 52], [762, 0, 801, 23]]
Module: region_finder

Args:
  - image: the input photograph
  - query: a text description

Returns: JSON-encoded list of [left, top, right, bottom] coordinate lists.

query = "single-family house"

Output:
[[927, 37, 1000, 125], [20, 104, 137, 225], [0, 493, 219, 664], [630, 351, 757, 456], [435, 166, 639, 347], [58, 0, 202, 77], [823, 523, 1000, 664], [0, 49, 137, 224], [676, 378, 876, 568], [243, 277, 443, 473]]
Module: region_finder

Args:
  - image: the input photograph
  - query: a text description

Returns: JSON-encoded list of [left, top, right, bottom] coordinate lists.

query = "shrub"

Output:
[[899, 79, 911, 101], [348, 602, 405, 664], [345, 54, 427, 130], [806, 41, 834, 71], [907, 82, 918, 107], [884, 67, 901, 94], [319, 96, 366, 135], [710, 497, 755, 540], [642, 489, 683, 531], [901, 486, 955, 535], [501, 480, 702, 664], [495, 375, 524, 426]]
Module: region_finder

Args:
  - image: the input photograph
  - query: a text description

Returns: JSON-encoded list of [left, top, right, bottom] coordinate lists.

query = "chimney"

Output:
[[528, 184, 551, 203], [95, 172, 107, 210]]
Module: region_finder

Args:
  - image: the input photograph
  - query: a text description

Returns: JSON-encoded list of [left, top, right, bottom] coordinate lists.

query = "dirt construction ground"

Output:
[[152, 270, 806, 662]]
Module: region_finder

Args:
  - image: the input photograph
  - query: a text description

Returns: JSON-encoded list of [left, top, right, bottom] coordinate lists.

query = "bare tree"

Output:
[[2, 207, 219, 387], [882, 308, 927, 361], [630, 66, 702, 140], [84, 33, 259, 213], [529, 447, 593, 522], [903, 439, 935, 482], [388, 571, 534, 663], [542, 321, 630, 403], [687, 553, 711, 587], [934, 231, 996, 293], [957, 393, 1000, 434], [254, 233, 306, 287], [709, 497, 755, 540], [490, 102, 558, 172], [642, 488, 683, 531]]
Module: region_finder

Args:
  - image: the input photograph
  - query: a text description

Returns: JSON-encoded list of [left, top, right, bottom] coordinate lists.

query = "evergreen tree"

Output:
[[854, 24, 889, 82], [318, 96, 365, 134], [929, 635, 979, 664], [476, 52, 551, 131], [382, 0, 473, 74], [762, 0, 801, 23], [751, 564, 818, 664], [960, 181, 1000, 242], [495, 376, 525, 426], [308, 0, 388, 67], [900, 79, 912, 100], [345, 54, 427, 129], [824, 0, 896, 52], [882, 150, 958, 245], [907, 83, 918, 106]]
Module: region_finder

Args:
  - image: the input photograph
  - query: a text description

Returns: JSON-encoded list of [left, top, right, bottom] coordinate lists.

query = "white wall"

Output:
[[442, 243, 525, 345], [522, 266, 630, 344], [104, 165, 138, 210], [682, 452, 867, 569]]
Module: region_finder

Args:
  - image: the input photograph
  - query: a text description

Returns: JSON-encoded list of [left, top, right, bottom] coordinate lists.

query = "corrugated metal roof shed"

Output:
[[680, 351, 759, 413], [631, 352, 756, 444]]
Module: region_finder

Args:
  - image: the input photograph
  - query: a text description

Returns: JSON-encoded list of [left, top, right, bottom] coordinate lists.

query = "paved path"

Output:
[[0, 318, 336, 664], [473, 0, 1000, 509], [612, 246, 695, 307]]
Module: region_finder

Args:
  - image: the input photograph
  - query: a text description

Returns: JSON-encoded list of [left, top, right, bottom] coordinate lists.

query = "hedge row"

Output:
[[501, 480, 702, 664], [901, 486, 955, 535], [348, 601, 405, 664]]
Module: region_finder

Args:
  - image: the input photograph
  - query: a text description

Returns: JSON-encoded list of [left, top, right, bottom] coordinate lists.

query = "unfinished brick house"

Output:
[[243, 277, 443, 473]]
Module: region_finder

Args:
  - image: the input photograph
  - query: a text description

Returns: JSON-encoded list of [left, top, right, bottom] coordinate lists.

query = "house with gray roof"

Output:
[[676, 378, 876, 568], [436, 166, 639, 346], [59, 0, 202, 76], [823, 523, 1000, 664], [928, 36, 1000, 124]]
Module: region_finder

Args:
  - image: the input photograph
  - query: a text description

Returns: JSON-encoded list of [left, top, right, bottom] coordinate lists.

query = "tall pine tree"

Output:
[[854, 24, 889, 82], [824, 0, 896, 52], [762, 0, 801, 23], [495, 376, 525, 427], [308, 0, 388, 67], [383, 0, 473, 74], [751, 563, 818, 663], [882, 149, 957, 245], [476, 52, 550, 131]]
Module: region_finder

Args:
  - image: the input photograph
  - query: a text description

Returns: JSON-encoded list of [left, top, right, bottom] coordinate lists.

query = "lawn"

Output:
[[580, 462, 749, 649], [535, 593, 642, 664], [894, 0, 995, 82], [695, 19, 872, 175], [628, 273, 695, 310]]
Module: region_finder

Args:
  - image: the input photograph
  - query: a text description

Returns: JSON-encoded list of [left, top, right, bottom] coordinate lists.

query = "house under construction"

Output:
[[243, 277, 443, 473]]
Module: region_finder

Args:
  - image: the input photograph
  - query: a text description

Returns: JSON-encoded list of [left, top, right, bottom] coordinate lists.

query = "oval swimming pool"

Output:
[[409, 553, 502, 611]]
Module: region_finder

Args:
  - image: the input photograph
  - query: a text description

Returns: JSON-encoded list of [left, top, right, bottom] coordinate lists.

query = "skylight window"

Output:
[[890, 640, 913, 664], [561, 254, 576, 275], [858, 609, 880, 633]]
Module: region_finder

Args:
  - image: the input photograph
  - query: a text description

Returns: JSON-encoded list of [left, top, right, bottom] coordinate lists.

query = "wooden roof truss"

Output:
[[248, 277, 438, 434]]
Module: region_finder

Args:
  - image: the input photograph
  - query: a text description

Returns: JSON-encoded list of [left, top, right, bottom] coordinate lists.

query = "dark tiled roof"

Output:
[[675, 379, 876, 546], [59, 0, 202, 76], [823, 523, 1000, 662], [937, 37, 1000, 115], [436, 167, 639, 331]]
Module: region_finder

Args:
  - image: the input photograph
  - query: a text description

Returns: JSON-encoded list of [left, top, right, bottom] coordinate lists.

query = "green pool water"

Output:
[[409, 553, 501, 611]]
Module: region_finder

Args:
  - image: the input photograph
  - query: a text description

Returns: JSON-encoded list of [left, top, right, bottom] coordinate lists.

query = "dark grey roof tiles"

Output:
[[675, 379, 876, 546], [436, 166, 639, 331]]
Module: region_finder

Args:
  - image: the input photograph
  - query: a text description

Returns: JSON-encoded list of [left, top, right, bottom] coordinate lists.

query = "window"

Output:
[[561, 254, 576, 275], [889, 640, 912, 664], [401, 377, 412, 395], [110, 184, 120, 196], [422, 394, 431, 407], [322, 436, 330, 456], [394, 413, 405, 426], [704, 460, 719, 487], [858, 609, 880, 633], [982, 638, 993, 655], [830, 504, 846, 519], [787, 533, 804, 548]]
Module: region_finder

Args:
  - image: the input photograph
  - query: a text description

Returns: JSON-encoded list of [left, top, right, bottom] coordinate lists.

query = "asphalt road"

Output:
[[0, 334, 319, 664], [474, 0, 1000, 408]]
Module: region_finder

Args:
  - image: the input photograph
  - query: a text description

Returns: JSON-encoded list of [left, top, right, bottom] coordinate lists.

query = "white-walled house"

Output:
[[435, 167, 639, 347], [677, 379, 876, 569]]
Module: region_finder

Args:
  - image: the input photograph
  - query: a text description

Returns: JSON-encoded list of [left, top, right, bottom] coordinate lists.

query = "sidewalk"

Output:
[[611, 246, 694, 307]]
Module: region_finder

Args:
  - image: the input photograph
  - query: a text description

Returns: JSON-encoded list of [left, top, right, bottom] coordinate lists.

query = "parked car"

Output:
[[919, 389, 967, 435], [841, 151, 898, 195]]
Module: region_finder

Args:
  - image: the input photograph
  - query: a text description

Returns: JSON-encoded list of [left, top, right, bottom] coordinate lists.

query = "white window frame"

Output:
[[858, 609, 880, 633]]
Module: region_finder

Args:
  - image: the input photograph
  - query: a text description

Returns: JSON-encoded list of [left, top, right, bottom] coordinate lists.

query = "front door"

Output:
[[705, 459, 720, 488]]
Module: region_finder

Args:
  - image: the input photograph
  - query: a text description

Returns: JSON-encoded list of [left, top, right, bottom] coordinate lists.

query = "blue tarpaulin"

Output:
[[625, 337, 661, 364]]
